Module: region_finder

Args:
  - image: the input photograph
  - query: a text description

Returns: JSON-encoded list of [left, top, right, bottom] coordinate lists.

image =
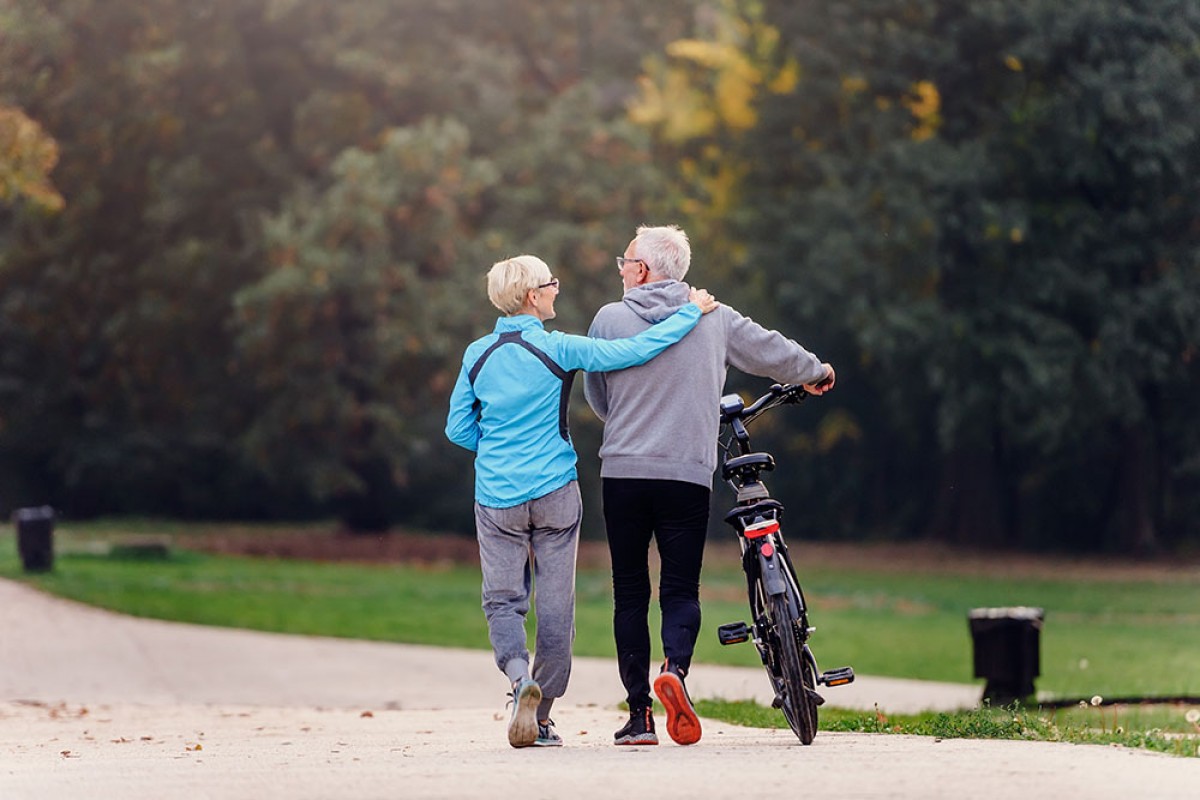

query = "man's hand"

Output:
[[688, 287, 720, 314], [803, 363, 836, 395]]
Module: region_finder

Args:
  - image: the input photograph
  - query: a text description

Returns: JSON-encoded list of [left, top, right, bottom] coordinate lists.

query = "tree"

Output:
[[0, 0, 311, 516], [233, 119, 498, 530], [0, 0, 713, 528], [739, 0, 1200, 550]]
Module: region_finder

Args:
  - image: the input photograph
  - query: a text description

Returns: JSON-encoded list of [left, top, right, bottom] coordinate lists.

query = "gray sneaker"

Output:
[[507, 678, 542, 748], [533, 719, 563, 747]]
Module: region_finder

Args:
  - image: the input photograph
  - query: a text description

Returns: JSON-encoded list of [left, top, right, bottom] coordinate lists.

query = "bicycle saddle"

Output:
[[722, 452, 775, 481]]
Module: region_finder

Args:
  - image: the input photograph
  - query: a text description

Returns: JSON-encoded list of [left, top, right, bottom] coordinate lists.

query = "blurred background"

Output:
[[1, 0, 1197, 555]]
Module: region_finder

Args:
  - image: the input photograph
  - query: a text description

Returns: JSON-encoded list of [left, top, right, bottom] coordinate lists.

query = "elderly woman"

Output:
[[446, 254, 717, 748]]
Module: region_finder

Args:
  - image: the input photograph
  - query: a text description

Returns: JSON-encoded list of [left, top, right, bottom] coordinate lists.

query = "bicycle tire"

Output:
[[770, 590, 819, 744], [748, 578, 788, 713]]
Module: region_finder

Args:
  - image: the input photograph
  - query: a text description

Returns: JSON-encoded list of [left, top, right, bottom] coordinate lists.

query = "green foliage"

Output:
[[711, 0, 1200, 550], [0, 0, 697, 526], [233, 118, 498, 529], [1, 0, 1197, 555]]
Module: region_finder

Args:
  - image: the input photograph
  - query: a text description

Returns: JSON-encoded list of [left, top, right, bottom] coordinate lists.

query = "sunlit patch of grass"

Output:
[[696, 698, 1200, 757]]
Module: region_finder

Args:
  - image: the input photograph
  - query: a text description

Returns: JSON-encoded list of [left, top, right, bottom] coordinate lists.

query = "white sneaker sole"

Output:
[[507, 681, 542, 748]]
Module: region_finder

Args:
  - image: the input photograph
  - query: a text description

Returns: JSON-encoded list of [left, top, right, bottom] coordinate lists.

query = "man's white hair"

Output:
[[634, 224, 690, 281]]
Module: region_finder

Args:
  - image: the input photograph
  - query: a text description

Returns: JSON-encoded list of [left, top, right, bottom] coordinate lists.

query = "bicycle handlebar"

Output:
[[721, 382, 808, 427]]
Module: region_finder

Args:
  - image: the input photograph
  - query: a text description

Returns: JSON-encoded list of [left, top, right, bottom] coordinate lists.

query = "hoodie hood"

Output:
[[621, 280, 691, 324]]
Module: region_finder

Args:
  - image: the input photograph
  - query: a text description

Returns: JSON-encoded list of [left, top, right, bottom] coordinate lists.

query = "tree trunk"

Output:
[[1106, 424, 1159, 554], [927, 443, 1008, 548]]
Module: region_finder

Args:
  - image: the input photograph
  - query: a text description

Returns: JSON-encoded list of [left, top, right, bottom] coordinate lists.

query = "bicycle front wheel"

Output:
[[770, 590, 819, 744]]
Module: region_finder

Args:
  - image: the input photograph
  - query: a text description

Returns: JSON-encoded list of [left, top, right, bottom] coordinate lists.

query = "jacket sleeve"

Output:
[[582, 353, 609, 422], [724, 307, 827, 384], [556, 303, 702, 374], [444, 361, 481, 452], [582, 308, 614, 421]]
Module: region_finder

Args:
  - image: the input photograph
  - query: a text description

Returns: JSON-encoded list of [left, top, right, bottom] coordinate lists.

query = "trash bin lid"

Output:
[[968, 606, 1044, 620], [12, 506, 56, 522]]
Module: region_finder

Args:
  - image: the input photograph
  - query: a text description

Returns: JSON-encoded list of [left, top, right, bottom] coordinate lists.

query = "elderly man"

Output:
[[584, 225, 835, 746]]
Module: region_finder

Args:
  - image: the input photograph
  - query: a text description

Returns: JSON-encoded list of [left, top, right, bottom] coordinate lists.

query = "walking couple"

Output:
[[445, 225, 835, 748]]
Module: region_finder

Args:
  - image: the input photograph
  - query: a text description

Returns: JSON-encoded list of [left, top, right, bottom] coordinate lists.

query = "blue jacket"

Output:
[[446, 305, 702, 508]]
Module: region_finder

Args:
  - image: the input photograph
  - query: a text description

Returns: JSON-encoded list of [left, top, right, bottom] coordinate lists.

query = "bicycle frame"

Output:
[[719, 384, 810, 614], [715, 383, 853, 743]]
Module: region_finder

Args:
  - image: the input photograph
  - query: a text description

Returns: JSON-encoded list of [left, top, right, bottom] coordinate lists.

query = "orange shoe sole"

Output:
[[653, 672, 701, 745]]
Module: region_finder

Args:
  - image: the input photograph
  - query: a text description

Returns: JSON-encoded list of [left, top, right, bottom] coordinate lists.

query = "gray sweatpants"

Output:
[[474, 480, 581, 700]]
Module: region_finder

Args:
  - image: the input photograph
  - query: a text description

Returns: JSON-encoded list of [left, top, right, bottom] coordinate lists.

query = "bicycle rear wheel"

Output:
[[770, 590, 818, 744]]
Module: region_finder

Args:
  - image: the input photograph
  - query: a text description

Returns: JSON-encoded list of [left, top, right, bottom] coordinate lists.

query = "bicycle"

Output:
[[714, 382, 855, 744]]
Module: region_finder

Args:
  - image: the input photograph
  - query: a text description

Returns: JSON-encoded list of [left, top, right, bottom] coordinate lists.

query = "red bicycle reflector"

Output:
[[744, 520, 779, 539], [760, 542, 775, 557]]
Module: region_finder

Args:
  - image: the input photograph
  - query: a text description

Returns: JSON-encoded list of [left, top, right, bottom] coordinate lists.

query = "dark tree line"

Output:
[[717, 0, 1200, 552], [1, 0, 1196, 553]]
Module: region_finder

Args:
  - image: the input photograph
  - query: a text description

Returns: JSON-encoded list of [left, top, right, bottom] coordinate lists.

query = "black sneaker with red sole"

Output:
[[653, 663, 701, 745]]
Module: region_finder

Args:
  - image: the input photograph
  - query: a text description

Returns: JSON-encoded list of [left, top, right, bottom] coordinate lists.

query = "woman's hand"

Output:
[[688, 287, 720, 314]]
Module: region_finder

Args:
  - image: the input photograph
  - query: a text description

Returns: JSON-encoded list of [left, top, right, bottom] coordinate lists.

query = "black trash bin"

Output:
[[967, 606, 1044, 705], [13, 506, 55, 573]]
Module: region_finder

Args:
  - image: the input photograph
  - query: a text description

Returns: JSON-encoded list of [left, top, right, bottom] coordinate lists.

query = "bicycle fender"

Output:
[[758, 547, 787, 596]]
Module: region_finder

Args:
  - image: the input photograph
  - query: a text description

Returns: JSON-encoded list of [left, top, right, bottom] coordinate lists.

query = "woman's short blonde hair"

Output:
[[487, 255, 552, 315]]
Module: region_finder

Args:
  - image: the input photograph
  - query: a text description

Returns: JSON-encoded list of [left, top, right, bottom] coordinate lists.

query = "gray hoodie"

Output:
[[584, 280, 827, 488]]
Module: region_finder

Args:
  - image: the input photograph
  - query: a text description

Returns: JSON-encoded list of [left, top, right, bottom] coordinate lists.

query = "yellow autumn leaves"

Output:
[[628, 1, 944, 146], [629, 10, 799, 142], [0, 105, 64, 212]]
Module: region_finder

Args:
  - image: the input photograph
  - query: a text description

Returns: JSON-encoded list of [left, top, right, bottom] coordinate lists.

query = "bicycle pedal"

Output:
[[818, 666, 855, 687], [717, 621, 752, 645], [807, 689, 826, 707]]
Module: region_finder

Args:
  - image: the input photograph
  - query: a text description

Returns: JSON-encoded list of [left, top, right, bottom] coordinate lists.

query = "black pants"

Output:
[[603, 477, 710, 711]]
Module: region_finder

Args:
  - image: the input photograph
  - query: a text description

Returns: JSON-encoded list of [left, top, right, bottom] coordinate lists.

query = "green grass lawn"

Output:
[[697, 699, 1200, 757], [695, 563, 1200, 699], [3, 522, 1198, 703]]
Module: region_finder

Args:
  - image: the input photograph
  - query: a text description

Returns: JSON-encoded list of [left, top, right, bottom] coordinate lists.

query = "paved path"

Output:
[[2, 578, 1197, 799], [0, 578, 979, 713]]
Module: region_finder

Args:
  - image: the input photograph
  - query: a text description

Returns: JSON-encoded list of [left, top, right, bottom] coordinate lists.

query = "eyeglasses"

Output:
[[616, 257, 647, 269], [537, 278, 560, 289]]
